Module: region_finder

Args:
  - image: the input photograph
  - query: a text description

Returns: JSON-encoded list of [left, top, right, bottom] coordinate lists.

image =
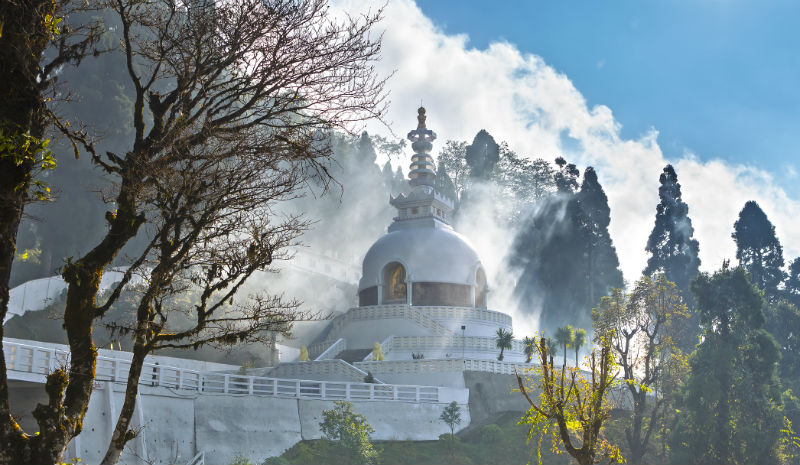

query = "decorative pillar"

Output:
[[406, 278, 413, 306]]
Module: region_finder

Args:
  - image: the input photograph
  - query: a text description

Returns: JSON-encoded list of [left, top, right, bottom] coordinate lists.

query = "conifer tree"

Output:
[[670, 266, 782, 465], [733, 200, 786, 302], [512, 163, 622, 333], [465, 129, 500, 180], [643, 165, 700, 300], [381, 160, 395, 193], [435, 162, 458, 203], [786, 257, 800, 308], [577, 167, 624, 309]]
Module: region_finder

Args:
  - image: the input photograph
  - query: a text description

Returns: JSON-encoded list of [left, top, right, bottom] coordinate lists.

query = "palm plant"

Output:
[[495, 327, 513, 361], [554, 325, 574, 369], [522, 336, 535, 363], [572, 328, 587, 367]]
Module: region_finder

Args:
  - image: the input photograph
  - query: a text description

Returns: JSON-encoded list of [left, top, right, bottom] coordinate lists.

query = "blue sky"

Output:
[[417, 0, 800, 194]]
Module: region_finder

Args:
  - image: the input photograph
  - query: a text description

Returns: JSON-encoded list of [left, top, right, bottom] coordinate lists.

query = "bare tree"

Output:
[[592, 275, 689, 465], [0, 2, 105, 463], [1, 0, 387, 463], [99, 129, 327, 465]]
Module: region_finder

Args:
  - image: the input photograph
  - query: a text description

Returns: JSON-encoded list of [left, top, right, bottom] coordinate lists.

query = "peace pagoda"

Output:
[[269, 108, 524, 388]]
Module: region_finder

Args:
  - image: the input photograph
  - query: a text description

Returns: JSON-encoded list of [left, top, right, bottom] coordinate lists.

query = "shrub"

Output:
[[261, 457, 290, 465], [480, 424, 503, 443]]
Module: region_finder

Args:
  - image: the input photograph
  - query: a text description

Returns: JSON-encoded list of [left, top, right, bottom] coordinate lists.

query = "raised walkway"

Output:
[[3, 338, 442, 403]]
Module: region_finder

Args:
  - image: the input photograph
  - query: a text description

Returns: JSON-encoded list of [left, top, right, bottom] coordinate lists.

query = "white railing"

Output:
[[314, 338, 346, 361], [331, 305, 455, 336], [421, 306, 513, 327], [355, 358, 525, 376], [269, 359, 384, 384], [3, 341, 444, 402], [360, 335, 525, 361]]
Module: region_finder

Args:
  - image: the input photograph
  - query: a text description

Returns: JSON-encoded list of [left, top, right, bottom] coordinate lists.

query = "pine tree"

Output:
[[643, 165, 700, 301], [465, 129, 500, 180], [577, 167, 624, 310], [381, 161, 395, 193], [787, 257, 800, 308], [512, 163, 622, 334], [732, 200, 786, 302], [435, 162, 457, 203], [670, 266, 782, 465]]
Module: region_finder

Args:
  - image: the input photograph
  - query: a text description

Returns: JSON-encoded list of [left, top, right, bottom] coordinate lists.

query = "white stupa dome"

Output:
[[359, 224, 483, 290]]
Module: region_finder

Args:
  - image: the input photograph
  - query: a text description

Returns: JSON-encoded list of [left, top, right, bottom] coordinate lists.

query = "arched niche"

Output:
[[475, 268, 488, 309], [382, 262, 407, 304]]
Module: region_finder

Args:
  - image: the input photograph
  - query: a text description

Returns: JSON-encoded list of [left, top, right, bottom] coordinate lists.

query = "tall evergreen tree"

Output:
[[577, 167, 624, 309], [670, 266, 783, 465], [435, 162, 457, 203], [643, 165, 700, 300], [786, 257, 800, 308], [465, 129, 500, 180], [512, 162, 622, 333], [733, 200, 786, 302]]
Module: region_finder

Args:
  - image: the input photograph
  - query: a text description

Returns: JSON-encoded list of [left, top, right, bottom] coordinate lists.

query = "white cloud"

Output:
[[335, 0, 800, 288]]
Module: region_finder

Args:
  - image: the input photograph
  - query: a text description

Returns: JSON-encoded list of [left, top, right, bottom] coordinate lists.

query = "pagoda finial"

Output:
[[407, 108, 437, 189]]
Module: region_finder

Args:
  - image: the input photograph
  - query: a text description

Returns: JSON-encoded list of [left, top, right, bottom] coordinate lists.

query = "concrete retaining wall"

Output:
[[9, 379, 470, 465]]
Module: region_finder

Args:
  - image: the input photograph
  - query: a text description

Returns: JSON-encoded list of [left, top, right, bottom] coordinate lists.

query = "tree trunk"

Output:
[[0, 162, 30, 464], [100, 345, 148, 465], [0, 0, 56, 462]]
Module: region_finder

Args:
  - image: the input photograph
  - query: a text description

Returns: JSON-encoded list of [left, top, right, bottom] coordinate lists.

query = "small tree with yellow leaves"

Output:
[[515, 336, 622, 465]]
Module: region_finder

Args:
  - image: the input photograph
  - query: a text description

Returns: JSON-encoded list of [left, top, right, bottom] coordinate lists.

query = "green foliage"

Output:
[[480, 424, 503, 444], [571, 328, 587, 367], [733, 200, 786, 302], [14, 247, 42, 264], [229, 454, 255, 465], [765, 300, 800, 425], [643, 165, 701, 308], [319, 401, 379, 465], [0, 126, 56, 200], [518, 336, 623, 465], [554, 325, 573, 364], [670, 266, 783, 465], [465, 130, 500, 180], [495, 327, 513, 361], [261, 457, 290, 465], [512, 163, 623, 334], [280, 412, 573, 465], [440, 401, 462, 435], [522, 336, 535, 363], [593, 275, 689, 465]]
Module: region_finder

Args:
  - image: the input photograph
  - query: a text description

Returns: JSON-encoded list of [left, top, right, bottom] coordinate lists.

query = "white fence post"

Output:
[[223, 374, 229, 394], [248, 377, 253, 395], [30, 348, 41, 374]]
